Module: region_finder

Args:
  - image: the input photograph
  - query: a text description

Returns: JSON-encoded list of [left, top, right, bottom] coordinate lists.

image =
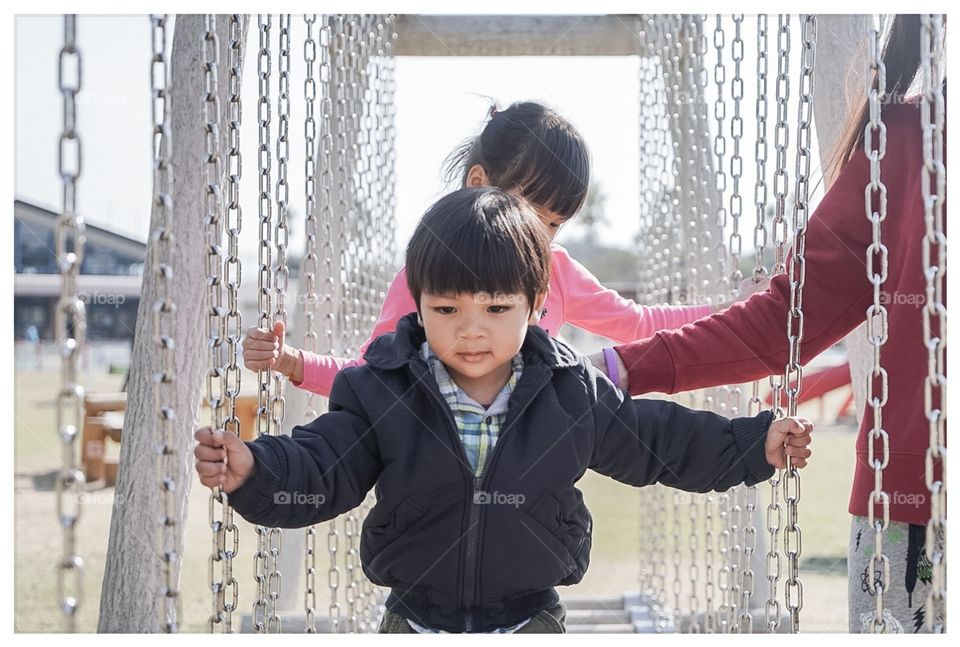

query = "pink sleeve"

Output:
[[553, 245, 712, 343], [291, 353, 361, 397], [291, 268, 417, 397], [357, 266, 418, 357]]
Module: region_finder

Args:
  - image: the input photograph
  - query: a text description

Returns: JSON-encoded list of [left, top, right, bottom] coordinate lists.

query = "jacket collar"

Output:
[[362, 312, 581, 371]]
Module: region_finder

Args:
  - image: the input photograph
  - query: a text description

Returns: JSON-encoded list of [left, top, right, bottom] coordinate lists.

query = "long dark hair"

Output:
[[823, 15, 924, 185], [443, 101, 591, 219]]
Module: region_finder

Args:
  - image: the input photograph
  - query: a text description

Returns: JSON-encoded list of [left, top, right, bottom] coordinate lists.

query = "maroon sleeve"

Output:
[[615, 142, 877, 395]]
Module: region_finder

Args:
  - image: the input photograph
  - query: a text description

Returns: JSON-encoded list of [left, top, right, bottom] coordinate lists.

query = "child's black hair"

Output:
[[406, 187, 551, 316], [443, 101, 591, 220]]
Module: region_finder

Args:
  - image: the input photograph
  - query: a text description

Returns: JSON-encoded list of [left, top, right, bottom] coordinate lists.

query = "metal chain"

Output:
[[771, 15, 792, 278], [727, 483, 742, 628], [752, 30, 780, 633], [221, 12, 244, 634], [691, 16, 714, 303], [201, 13, 235, 634], [712, 15, 730, 300], [920, 13, 946, 634], [334, 17, 361, 632], [380, 15, 400, 273], [672, 489, 683, 630], [301, 12, 320, 635], [653, 487, 668, 631], [354, 19, 374, 628], [724, 14, 755, 634], [703, 493, 716, 632], [319, 15, 343, 633], [359, 17, 393, 626], [782, 14, 816, 634], [753, 14, 771, 289], [639, 19, 670, 306], [261, 13, 291, 635], [252, 13, 273, 635], [637, 26, 655, 302], [150, 13, 180, 633], [738, 483, 758, 632], [687, 493, 702, 632], [665, 16, 684, 307], [55, 13, 86, 631], [728, 14, 745, 292], [862, 21, 892, 632], [764, 14, 791, 633], [716, 490, 732, 632], [638, 488, 654, 603]]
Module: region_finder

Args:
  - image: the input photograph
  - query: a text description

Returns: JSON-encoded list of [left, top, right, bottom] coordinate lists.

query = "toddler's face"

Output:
[[419, 289, 546, 386]]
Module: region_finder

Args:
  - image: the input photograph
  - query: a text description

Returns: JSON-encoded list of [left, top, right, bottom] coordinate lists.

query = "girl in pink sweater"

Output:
[[243, 101, 766, 396]]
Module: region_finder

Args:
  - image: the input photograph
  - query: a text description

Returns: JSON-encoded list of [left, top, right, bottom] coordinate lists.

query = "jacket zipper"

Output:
[[412, 361, 552, 632], [411, 363, 482, 631]]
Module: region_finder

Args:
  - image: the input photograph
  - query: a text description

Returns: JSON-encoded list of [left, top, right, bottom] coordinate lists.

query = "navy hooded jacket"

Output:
[[227, 312, 776, 632]]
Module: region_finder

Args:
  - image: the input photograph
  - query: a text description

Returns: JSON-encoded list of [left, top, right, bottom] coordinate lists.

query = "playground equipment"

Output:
[[45, 13, 945, 634]]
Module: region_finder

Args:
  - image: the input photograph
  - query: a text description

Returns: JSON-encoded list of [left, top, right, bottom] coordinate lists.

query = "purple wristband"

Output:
[[602, 347, 620, 388]]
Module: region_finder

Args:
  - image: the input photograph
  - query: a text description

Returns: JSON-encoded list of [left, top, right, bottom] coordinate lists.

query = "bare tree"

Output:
[[98, 15, 248, 632]]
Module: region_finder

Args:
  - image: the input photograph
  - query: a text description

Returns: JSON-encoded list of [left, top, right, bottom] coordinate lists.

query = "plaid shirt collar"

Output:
[[419, 341, 523, 416]]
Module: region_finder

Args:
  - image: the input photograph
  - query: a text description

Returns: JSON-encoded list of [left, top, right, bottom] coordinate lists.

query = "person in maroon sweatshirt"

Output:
[[593, 17, 946, 633]]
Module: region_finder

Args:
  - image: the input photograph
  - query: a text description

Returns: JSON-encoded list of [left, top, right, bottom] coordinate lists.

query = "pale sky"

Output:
[[15, 15, 823, 273]]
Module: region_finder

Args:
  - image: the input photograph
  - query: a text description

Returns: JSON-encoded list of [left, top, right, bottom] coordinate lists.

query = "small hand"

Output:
[[194, 426, 255, 493], [241, 321, 297, 376], [765, 416, 814, 469]]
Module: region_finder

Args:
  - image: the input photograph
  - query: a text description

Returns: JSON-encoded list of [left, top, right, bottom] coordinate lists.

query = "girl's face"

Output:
[[465, 165, 568, 242], [532, 206, 566, 241]]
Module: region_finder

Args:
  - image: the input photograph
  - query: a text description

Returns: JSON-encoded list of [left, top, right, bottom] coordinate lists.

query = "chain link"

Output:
[[687, 493, 702, 632], [55, 14, 86, 631], [862, 20, 892, 632], [301, 12, 321, 634], [728, 15, 745, 292], [260, 13, 292, 634], [764, 15, 791, 633], [716, 490, 732, 632], [750, 29, 773, 622], [712, 15, 730, 300], [781, 14, 816, 633], [703, 493, 716, 632], [252, 13, 273, 634], [672, 489, 683, 630], [920, 13, 946, 634], [200, 13, 237, 633], [753, 15, 770, 286], [150, 13, 180, 633], [318, 15, 343, 632]]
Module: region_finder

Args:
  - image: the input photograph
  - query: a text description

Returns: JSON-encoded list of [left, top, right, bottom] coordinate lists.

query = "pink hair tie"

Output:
[[489, 106, 498, 118]]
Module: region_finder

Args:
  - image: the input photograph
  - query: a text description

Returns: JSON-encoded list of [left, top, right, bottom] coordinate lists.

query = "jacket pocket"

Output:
[[361, 497, 429, 567], [525, 491, 585, 579]]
